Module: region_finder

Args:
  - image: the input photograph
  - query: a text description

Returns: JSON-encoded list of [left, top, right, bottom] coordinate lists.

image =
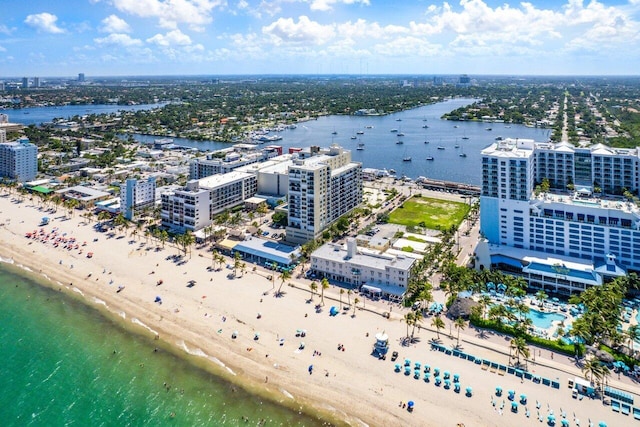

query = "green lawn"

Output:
[[388, 196, 470, 230]]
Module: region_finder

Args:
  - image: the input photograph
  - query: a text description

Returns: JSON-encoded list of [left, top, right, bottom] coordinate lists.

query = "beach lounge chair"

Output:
[[611, 400, 620, 412], [633, 407, 640, 420], [622, 404, 631, 415]]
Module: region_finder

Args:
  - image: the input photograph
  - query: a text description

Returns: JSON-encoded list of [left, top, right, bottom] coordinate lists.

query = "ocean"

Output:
[[0, 262, 328, 426]]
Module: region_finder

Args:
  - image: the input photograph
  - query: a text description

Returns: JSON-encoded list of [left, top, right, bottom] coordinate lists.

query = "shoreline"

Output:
[[0, 250, 341, 426], [1, 195, 630, 427]]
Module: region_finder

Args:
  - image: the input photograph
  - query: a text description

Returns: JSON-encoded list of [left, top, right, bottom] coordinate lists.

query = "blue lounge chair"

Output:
[[611, 400, 621, 412], [633, 407, 640, 420], [622, 403, 631, 415]]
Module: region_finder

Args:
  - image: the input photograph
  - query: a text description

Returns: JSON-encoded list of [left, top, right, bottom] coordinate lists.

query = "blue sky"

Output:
[[0, 0, 639, 77]]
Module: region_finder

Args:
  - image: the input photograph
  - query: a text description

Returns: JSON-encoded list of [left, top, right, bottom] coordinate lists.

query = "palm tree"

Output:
[[339, 289, 345, 309], [581, 357, 602, 385], [411, 310, 423, 338], [626, 325, 640, 355], [347, 289, 352, 308], [509, 337, 530, 369], [431, 315, 445, 340], [404, 312, 415, 342], [353, 297, 360, 317], [478, 294, 492, 320], [233, 252, 242, 276], [277, 269, 291, 296], [309, 281, 318, 300], [535, 289, 548, 307], [181, 230, 195, 258], [454, 317, 466, 347], [320, 278, 329, 306]]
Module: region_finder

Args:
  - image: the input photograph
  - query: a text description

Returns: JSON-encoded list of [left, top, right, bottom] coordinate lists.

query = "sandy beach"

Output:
[[1, 193, 636, 427]]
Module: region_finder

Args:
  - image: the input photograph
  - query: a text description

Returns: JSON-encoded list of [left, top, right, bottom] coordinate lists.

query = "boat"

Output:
[[437, 146, 445, 150], [485, 127, 492, 131], [454, 143, 460, 148], [459, 153, 467, 158], [389, 169, 396, 174], [422, 124, 429, 128], [403, 157, 412, 162], [390, 128, 398, 132], [356, 145, 364, 150], [396, 118, 402, 121], [365, 125, 373, 129], [495, 136, 504, 141], [396, 140, 403, 144], [461, 132, 469, 140], [424, 140, 430, 144], [397, 132, 405, 136], [357, 130, 364, 135], [426, 156, 434, 161], [351, 135, 357, 139], [331, 127, 337, 135]]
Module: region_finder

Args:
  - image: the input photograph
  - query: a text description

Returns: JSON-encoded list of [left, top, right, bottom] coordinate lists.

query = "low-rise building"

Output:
[[310, 238, 415, 301]]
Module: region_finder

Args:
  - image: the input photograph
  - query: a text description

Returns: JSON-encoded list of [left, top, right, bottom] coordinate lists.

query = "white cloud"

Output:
[[147, 29, 193, 46], [112, 0, 224, 30], [0, 46, 6, 52], [0, 24, 14, 35], [24, 13, 65, 34], [310, 0, 370, 12], [262, 16, 335, 45], [94, 33, 143, 46], [100, 15, 131, 33]]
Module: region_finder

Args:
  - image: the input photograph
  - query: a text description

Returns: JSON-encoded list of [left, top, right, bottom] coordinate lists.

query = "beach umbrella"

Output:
[[423, 364, 430, 372], [511, 401, 518, 410], [423, 372, 430, 381], [434, 367, 440, 375], [415, 362, 421, 369], [465, 386, 472, 396], [598, 422, 606, 427], [443, 371, 450, 379], [453, 374, 460, 382], [394, 364, 401, 372], [561, 420, 569, 427], [404, 358, 411, 366], [495, 386, 502, 396], [407, 401, 414, 408], [520, 393, 527, 403]]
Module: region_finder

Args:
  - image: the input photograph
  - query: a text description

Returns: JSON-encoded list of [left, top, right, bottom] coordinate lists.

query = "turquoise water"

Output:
[[0, 263, 329, 427], [526, 308, 566, 329]]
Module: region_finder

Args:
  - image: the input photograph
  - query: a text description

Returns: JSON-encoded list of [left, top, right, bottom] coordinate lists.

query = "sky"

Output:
[[1, 0, 639, 77]]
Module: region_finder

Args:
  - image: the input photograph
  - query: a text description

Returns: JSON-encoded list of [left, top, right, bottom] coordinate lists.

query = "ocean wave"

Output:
[[41, 273, 49, 280], [178, 340, 230, 371], [280, 388, 294, 399], [118, 311, 126, 319], [131, 318, 158, 336], [41, 364, 61, 384], [93, 297, 107, 307], [72, 287, 84, 296], [0, 256, 14, 264], [18, 264, 33, 272]]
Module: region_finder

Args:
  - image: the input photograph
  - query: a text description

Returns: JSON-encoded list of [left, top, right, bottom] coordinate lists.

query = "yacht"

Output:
[[454, 143, 460, 148], [422, 124, 429, 128], [424, 140, 430, 144], [390, 128, 398, 132], [437, 146, 445, 150], [397, 132, 405, 137], [426, 156, 434, 161], [389, 169, 396, 174], [396, 118, 402, 121], [357, 130, 364, 135], [403, 157, 412, 162], [351, 135, 357, 139], [396, 140, 404, 145], [459, 153, 467, 158], [485, 127, 492, 131]]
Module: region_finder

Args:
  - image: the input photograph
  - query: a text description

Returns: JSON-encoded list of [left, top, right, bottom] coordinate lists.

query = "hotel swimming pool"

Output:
[[525, 308, 566, 329]]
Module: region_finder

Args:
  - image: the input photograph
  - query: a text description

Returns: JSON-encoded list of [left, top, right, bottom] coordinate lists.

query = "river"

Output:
[[5, 98, 549, 186]]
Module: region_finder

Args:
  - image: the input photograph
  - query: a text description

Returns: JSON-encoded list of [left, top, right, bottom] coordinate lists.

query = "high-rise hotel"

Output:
[[477, 139, 639, 294]]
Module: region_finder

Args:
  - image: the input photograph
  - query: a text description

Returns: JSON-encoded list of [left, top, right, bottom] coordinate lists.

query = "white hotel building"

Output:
[[478, 138, 638, 294], [120, 177, 156, 220], [161, 171, 257, 232], [286, 145, 362, 244]]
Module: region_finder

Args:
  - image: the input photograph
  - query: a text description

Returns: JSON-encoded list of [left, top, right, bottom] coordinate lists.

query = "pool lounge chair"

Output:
[[633, 407, 640, 420], [622, 403, 631, 415], [611, 400, 620, 412]]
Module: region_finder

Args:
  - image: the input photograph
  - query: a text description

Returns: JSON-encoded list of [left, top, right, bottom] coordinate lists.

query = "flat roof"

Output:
[[234, 237, 300, 266], [198, 171, 253, 188]]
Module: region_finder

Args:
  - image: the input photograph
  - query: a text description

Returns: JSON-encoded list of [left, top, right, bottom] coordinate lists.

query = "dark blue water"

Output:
[[128, 98, 549, 185]]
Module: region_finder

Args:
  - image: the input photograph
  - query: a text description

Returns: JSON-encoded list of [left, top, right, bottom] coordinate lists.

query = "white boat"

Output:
[[351, 135, 357, 139], [390, 128, 398, 132], [357, 130, 364, 135], [459, 153, 467, 158], [422, 124, 429, 128], [437, 146, 445, 150], [424, 140, 430, 144], [426, 156, 434, 161], [403, 157, 412, 162], [396, 140, 403, 145]]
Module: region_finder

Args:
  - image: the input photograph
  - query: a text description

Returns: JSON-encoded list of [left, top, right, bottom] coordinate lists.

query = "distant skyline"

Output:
[[1, 0, 639, 77]]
